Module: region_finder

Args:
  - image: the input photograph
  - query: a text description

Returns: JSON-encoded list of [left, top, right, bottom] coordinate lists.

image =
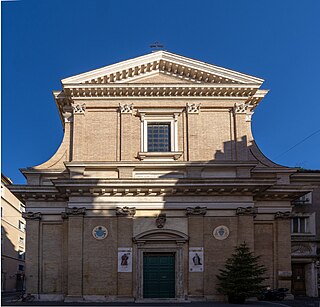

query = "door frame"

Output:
[[133, 229, 188, 301]]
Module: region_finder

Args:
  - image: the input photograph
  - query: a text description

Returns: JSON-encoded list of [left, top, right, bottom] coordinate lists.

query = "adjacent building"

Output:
[[10, 51, 312, 302], [1, 174, 26, 292], [290, 171, 320, 297]]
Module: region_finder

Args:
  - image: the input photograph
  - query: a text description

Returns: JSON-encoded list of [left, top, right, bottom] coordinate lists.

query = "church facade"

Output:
[[10, 51, 310, 302]]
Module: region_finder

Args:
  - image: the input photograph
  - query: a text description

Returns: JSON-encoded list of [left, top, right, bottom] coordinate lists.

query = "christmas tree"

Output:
[[216, 242, 267, 304]]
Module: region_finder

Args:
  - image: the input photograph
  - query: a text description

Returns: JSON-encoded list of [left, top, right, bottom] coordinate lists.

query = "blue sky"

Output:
[[2, 0, 320, 184]]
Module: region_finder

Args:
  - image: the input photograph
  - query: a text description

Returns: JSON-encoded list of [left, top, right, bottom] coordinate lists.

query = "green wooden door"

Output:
[[143, 253, 175, 298]]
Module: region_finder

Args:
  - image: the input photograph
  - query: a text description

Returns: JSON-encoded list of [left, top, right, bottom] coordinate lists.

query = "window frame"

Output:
[[18, 220, 25, 232], [291, 216, 308, 233], [141, 116, 178, 153], [137, 108, 183, 160], [291, 213, 316, 235]]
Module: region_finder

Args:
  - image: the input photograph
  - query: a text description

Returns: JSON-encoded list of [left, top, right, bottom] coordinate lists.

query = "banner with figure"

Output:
[[118, 248, 132, 272], [189, 247, 204, 272]]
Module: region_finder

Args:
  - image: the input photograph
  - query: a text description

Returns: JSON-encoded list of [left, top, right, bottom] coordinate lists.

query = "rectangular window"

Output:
[[147, 123, 171, 152], [18, 264, 24, 271], [292, 217, 309, 233], [19, 237, 24, 244], [18, 250, 25, 260], [18, 221, 25, 232]]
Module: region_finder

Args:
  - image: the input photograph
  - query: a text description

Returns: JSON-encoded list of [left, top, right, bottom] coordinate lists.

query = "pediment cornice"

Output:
[[61, 51, 264, 85]]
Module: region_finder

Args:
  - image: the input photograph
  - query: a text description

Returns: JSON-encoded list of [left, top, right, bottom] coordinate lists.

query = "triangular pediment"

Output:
[[61, 51, 264, 85]]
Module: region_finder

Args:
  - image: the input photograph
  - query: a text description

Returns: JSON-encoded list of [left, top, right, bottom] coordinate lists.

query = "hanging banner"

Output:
[[189, 247, 204, 272], [118, 248, 132, 272]]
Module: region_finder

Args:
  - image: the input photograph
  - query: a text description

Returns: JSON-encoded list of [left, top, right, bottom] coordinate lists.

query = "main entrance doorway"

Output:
[[143, 253, 175, 298]]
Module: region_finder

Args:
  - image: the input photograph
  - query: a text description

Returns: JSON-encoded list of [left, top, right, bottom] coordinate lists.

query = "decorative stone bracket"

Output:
[[61, 207, 86, 219], [186, 206, 207, 216], [236, 206, 257, 217], [116, 206, 136, 217], [156, 213, 166, 228], [22, 212, 42, 220]]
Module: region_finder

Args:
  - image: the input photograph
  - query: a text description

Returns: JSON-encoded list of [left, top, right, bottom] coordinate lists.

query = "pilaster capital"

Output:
[[187, 103, 201, 114], [72, 103, 86, 114], [116, 206, 136, 217], [22, 212, 42, 220], [61, 207, 86, 219], [236, 206, 256, 216], [186, 206, 207, 216], [235, 102, 248, 114], [119, 103, 133, 114], [274, 211, 292, 219]]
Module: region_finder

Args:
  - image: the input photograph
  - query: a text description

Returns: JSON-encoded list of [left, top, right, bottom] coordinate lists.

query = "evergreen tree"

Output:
[[216, 242, 267, 304]]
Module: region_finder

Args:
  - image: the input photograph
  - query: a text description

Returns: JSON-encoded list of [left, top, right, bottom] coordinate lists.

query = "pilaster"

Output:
[[117, 214, 134, 299], [64, 207, 85, 301], [275, 214, 292, 291], [23, 212, 42, 295], [72, 103, 86, 161], [188, 215, 204, 298], [236, 206, 255, 249]]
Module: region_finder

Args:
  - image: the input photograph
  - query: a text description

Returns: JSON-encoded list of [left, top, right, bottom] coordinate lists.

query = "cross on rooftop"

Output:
[[150, 41, 165, 52]]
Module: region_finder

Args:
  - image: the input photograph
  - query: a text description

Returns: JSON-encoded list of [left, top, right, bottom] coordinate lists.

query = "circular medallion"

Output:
[[92, 226, 108, 240], [213, 225, 229, 240]]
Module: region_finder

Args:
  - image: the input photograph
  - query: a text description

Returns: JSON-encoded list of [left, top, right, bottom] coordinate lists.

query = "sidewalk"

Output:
[[1, 295, 320, 307]]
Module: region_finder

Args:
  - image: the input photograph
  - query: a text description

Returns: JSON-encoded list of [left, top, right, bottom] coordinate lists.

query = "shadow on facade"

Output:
[[1, 226, 25, 293], [21, 137, 296, 300]]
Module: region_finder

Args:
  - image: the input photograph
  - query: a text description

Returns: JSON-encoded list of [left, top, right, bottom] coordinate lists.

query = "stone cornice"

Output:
[[10, 178, 308, 201], [50, 178, 276, 198], [62, 83, 260, 99]]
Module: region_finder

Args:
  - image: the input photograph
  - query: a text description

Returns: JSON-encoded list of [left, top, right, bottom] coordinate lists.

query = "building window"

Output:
[[20, 204, 25, 213], [18, 250, 25, 260], [147, 123, 171, 152], [19, 237, 24, 245], [137, 109, 183, 160], [18, 221, 25, 232], [292, 217, 309, 233], [18, 264, 24, 271]]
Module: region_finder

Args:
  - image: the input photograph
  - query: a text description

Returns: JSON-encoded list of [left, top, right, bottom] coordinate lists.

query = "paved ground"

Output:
[[1, 293, 320, 307]]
